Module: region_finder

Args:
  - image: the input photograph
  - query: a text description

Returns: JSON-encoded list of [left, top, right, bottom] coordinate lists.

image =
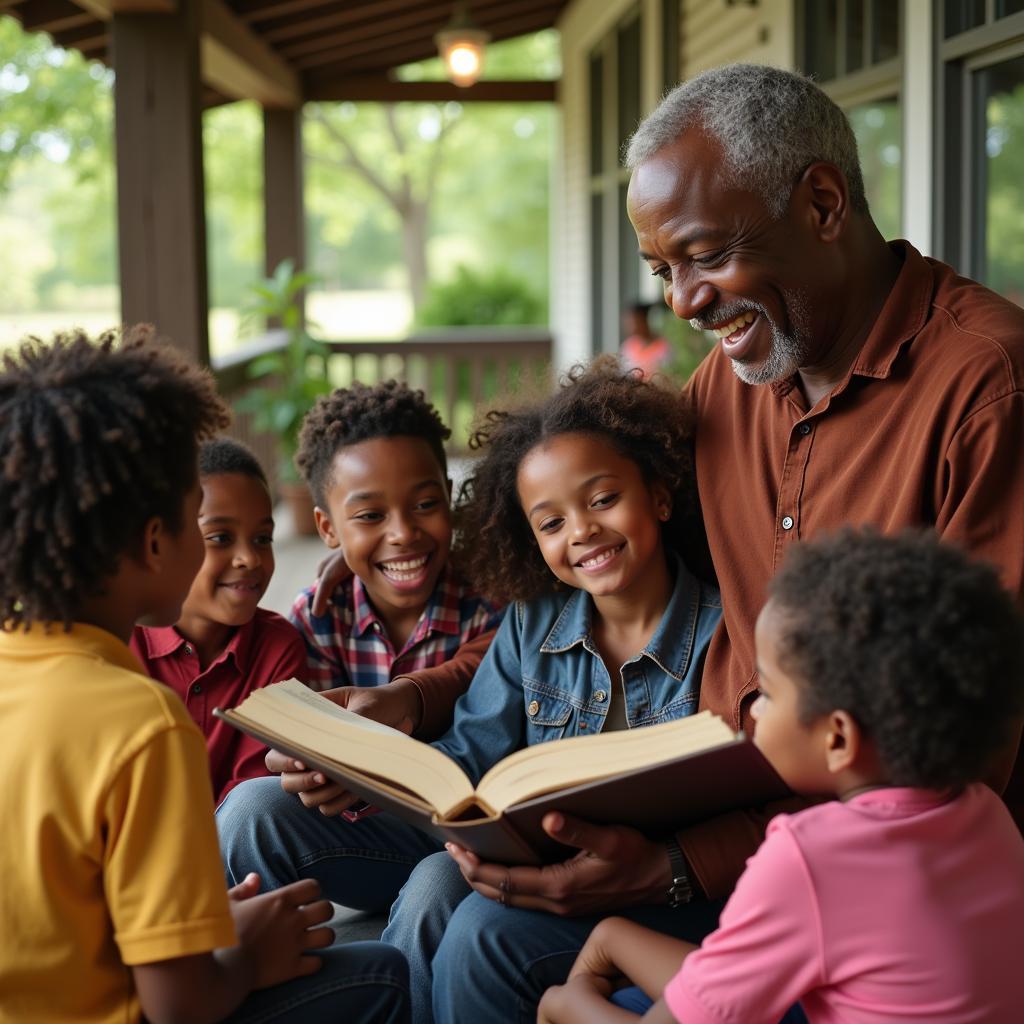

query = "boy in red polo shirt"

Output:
[[131, 438, 307, 805]]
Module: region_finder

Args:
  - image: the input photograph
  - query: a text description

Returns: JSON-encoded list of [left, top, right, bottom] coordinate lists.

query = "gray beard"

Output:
[[691, 293, 812, 387]]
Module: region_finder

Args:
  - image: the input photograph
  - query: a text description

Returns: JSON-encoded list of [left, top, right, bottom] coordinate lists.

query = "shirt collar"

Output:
[[539, 553, 705, 680], [0, 621, 144, 675], [769, 240, 935, 399], [137, 619, 254, 671], [351, 564, 463, 641]]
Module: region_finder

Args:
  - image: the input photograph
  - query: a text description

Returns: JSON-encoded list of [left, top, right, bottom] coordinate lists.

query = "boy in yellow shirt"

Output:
[[0, 328, 409, 1024]]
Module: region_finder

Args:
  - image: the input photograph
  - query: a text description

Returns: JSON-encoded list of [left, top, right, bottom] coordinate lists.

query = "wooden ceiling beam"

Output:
[[69, 0, 176, 17], [234, 0, 335, 24], [200, 0, 300, 107], [273, 0, 525, 54], [266, 0, 439, 45], [20, 0, 95, 32], [304, 74, 556, 103], [294, 8, 557, 72]]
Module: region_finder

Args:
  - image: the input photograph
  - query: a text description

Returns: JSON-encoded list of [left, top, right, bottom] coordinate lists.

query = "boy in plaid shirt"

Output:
[[218, 382, 501, 917]]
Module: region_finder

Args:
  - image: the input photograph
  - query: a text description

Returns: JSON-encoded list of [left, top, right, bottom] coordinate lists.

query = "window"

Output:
[[587, 9, 644, 355], [936, 1, 1024, 293], [797, 1, 903, 239]]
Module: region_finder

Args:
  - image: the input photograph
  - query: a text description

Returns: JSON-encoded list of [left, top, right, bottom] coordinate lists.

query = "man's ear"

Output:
[[314, 507, 341, 549], [796, 161, 849, 244], [824, 709, 861, 775]]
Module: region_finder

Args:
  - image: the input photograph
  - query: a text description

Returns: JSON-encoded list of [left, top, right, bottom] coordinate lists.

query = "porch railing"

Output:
[[212, 327, 553, 490]]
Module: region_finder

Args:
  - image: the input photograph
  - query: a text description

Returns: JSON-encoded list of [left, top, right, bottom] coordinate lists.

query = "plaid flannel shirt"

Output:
[[289, 564, 502, 691]]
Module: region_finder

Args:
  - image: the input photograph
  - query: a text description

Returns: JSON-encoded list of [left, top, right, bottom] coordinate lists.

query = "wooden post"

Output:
[[112, 0, 210, 364], [263, 106, 306, 319]]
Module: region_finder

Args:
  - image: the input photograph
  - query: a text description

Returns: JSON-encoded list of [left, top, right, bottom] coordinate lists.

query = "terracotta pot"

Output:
[[279, 481, 319, 537]]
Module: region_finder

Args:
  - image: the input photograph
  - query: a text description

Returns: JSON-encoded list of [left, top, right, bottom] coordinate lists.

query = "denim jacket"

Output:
[[434, 556, 722, 787]]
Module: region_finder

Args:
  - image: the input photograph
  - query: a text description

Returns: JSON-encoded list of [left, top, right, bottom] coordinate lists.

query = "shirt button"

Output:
[[191, 683, 202, 695], [183, 644, 193, 656], [594, 690, 607, 703], [798, 422, 811, 435], [781, 515, 795, 531], [527, 700, 540, 716]]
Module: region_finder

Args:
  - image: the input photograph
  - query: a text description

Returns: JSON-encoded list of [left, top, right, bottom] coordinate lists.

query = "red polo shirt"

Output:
[[130, 608, 308, 805]]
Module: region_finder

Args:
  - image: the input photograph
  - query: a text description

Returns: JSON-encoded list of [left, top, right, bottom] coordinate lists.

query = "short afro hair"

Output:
[[458, 356, 697, 604], [199, 438, 268, 486], [769, 528, 1024, 790], [296, 380, 450, 509], [0, 326, 229, 630]]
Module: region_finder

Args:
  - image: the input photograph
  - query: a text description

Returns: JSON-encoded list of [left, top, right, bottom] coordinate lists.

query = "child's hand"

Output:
[[227, 873, 334, 990], [312, 551, 352, 616], [538, 974, 616, 1024], [264, 750, 361, 815], [569, 917, 629, 981]]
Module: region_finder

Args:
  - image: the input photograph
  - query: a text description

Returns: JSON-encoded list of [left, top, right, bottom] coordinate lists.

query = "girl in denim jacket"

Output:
[[433, 355, 722, 798]]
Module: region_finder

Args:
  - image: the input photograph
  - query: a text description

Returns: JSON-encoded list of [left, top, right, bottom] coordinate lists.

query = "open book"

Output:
[[215, 679, 788, 865]]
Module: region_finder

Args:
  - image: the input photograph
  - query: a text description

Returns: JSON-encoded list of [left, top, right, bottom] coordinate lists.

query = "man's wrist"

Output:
[[665, 836, 696, 906]]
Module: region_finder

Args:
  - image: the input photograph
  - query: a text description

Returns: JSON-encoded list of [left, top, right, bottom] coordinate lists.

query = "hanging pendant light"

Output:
[[435, 2, 490, 88]]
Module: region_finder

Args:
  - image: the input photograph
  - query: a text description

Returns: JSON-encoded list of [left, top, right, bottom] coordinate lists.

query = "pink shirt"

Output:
[[665, 785, 1024, 1023]]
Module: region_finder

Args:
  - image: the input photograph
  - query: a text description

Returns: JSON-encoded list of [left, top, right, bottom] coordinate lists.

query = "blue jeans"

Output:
[[224, 942, 410, 1024], [382, 852, 726, 1024], [216, 777, 444, 910]]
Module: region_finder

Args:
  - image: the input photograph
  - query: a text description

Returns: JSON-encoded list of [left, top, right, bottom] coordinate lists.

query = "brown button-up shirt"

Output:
[[683, 241, 1024, 896]]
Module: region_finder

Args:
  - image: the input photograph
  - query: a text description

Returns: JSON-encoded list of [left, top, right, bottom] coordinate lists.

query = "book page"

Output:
[[224, 680, 476, 816], [476, 711, 736, 812]]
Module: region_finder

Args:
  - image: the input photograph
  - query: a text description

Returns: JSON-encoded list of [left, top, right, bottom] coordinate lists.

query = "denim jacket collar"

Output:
[[538, 553, 703, 681]]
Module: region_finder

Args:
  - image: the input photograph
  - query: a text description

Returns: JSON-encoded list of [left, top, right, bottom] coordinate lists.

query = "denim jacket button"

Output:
[[527, 700, 540, 716], [594, 689, 607, 703]]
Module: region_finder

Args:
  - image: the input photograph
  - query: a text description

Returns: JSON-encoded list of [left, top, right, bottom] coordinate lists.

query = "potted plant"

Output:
[[235, 259, 332, 535]]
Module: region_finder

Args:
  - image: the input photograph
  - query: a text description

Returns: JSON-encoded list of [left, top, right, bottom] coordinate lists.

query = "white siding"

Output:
[[680, 0, 794, 77]]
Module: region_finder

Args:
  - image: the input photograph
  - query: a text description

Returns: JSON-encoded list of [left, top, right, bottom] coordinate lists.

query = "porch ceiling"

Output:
[[4, 0, 566, 106]]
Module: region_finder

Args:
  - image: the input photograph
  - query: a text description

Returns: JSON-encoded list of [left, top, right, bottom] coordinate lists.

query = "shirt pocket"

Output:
[[522, 681, 575, 745]]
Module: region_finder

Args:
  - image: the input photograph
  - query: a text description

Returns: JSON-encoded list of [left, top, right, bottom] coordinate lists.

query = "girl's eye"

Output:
[[416, 499, 442, 512], [354, 511, 384, 523], [592, 493, 618, 508], [255, 533, 274, 546], [538, 517, 564, 534], [205, 532, 230, 544]]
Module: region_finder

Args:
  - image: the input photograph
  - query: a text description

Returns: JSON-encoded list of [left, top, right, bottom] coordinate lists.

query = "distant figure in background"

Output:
[[621, 302, 672, 377]]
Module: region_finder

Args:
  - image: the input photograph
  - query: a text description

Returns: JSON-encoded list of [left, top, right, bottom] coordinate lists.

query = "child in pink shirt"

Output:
[[539, 528, 1024, 1024]]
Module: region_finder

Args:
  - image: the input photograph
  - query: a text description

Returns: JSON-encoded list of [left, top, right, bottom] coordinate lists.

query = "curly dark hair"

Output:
[[457, 356, 697, 604], [199, 437, 268, 486], [0, 326, 229, 630], [296, 380, 450, 508], [769, 528, 1024, 790]]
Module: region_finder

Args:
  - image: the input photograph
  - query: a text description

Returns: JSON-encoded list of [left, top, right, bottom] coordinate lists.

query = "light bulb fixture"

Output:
[[435, 2, 490, 88]]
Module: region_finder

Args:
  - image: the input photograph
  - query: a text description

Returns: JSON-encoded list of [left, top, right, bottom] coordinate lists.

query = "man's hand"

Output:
[[226, 873, 334, 990], [445, 812, 671, 916], [312, 550, 351, 616], [264, 680, 423, 815]]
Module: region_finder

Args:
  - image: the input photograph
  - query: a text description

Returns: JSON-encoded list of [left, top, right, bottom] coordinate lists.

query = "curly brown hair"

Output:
[[770, 528, 1024, 789], [0, 326, 229, 630], [296, 380, 450, 508], [457, 356, 698, 604]]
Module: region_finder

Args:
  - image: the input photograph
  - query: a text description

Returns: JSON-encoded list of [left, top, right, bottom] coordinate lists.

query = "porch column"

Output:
[[263, 106, 306, 318], [112, 0, 210, 364]]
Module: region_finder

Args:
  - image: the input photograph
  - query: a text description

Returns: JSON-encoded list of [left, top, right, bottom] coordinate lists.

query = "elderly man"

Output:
[[391, 64, 1024, 1022]]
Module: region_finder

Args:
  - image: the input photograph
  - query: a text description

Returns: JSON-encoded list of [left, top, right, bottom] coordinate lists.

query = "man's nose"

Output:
[[667, 268, 716, 323]]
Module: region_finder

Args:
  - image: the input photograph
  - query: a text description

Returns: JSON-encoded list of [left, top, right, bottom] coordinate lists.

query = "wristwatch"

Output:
[[665, 836, 695, 907]]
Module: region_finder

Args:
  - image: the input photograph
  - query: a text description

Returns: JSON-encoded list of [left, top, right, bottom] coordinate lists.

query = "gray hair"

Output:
[[624, 64, 867, 218]]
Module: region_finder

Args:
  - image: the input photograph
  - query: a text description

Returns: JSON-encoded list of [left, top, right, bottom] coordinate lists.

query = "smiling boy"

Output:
[[131, 438, 307, 805], [289, 380, 500, 694]]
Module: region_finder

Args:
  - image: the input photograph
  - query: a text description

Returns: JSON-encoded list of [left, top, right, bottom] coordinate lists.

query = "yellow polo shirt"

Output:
[[0, 623, 237, 1023]]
